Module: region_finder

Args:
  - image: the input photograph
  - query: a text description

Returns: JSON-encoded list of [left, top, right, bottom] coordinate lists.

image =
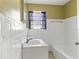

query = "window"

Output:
[[28, 11, 46, 29]]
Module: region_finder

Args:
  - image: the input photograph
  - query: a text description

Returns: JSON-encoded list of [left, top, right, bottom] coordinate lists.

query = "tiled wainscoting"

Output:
[[0, 13, 78, 59]]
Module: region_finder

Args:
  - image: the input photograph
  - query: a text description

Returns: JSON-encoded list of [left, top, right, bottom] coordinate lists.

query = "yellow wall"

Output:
[[64, 0, 77, 18], [0, 0, 77, 20], [0, 0, 20, 10], [26, 4, 65, 19], [20, 0, 24, 21], [25, 0, 77, 19], [0, 0, 6, 12]]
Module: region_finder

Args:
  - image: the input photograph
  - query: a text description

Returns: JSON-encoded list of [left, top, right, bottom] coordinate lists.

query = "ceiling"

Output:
[[24, 0, 70, 5]]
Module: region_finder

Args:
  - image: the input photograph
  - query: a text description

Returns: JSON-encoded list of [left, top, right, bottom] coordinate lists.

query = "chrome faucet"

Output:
[[26, 27, 33, 43], [26, 37, 32, 43]]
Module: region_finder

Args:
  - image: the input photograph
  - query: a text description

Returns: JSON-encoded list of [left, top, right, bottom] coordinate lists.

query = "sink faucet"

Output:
[[26, 27, 33, 43], [26, 37, 32, 43]]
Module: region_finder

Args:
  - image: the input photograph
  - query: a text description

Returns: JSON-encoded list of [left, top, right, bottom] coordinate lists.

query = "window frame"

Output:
[[28, 11, 47, 29]]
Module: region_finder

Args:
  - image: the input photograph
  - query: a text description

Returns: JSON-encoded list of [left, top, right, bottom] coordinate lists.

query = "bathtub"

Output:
[[52, 46, 73, 59]]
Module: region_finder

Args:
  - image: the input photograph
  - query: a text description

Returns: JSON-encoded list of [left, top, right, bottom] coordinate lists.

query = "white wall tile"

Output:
[[28, 19, 65, 51], [0, 11, 78, 59], [28, 16, 78, 59], [0, 13, 4, 59], [63, 16, 78, 59]]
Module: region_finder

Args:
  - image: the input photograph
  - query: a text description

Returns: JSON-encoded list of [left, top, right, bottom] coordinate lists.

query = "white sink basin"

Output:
[[23, 39, 48, 47], [28, 39, 41, 45], [23, 39, 48, 59]]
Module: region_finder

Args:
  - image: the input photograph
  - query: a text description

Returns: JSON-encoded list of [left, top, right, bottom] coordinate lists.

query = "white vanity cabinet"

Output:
[[23, 39, 48, 59]]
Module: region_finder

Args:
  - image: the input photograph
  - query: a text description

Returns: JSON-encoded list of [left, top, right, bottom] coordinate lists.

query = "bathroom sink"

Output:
[[23, 39, 48, 59], [23, 39, 48, 47], [28, 39, 41, 45]]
